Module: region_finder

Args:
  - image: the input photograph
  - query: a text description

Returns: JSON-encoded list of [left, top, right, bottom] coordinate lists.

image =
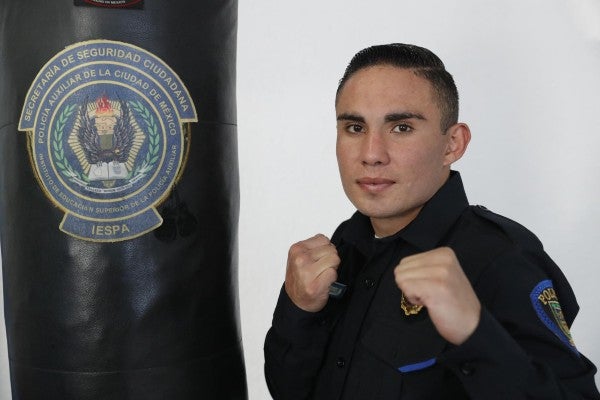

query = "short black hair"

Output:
[[336, 43, 459, 132]]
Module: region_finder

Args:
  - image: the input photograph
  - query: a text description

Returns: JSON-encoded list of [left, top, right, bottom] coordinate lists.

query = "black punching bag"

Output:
[[0, 1, 246, 399]]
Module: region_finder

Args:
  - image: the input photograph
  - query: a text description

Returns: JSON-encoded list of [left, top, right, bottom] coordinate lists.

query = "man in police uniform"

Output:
[[264, 44, 600, 399]]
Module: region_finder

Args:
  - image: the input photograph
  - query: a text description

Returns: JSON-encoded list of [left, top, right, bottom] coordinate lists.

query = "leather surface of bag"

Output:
[[0, 1, 246, 398]]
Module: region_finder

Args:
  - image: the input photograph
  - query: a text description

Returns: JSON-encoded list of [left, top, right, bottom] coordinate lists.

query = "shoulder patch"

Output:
[[530, 280, 578, 353]]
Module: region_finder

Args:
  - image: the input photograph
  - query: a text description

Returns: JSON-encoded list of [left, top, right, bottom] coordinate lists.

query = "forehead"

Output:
[[336, 65, 437, 114]]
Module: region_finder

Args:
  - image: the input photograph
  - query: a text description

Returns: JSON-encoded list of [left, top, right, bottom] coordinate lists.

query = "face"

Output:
[[336, 65, 456, 237]]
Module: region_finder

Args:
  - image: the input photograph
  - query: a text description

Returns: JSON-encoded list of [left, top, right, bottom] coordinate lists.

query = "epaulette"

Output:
[[470, 205, 544, 251]]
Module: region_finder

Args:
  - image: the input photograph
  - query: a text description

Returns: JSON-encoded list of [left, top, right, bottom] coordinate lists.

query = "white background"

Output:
[[2, 0, 600, 398]]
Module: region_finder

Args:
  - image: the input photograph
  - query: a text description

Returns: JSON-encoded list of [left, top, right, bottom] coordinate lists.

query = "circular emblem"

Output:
[[19, 40, 197, 242]]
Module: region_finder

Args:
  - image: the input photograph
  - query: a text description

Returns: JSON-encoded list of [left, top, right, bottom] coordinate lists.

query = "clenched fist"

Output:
[[285, 234, 341, 312], [394, 247, 481, 345]]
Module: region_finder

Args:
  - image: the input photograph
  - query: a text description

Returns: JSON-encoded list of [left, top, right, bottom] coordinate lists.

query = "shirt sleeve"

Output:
[[264, 286, 333, 400], [438, 249, 600, 400]]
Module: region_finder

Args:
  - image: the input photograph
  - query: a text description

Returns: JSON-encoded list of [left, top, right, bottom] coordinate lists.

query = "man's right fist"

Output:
[[284, 234, 341, 312]]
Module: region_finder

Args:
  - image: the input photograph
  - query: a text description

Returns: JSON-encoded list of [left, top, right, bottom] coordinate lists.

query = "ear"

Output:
[[443, 123, 471, 166]]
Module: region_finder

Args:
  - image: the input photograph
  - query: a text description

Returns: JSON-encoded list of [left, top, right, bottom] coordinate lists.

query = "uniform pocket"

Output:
[[361, 314, 446, 373], [339, 316, 448, 399]]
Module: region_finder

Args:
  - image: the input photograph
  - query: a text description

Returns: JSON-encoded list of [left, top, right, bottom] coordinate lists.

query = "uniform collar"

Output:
[[341, 171, 470, 256]]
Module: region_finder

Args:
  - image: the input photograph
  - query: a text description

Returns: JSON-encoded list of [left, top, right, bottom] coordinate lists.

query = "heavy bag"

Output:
[[0, 1, 246, 399]]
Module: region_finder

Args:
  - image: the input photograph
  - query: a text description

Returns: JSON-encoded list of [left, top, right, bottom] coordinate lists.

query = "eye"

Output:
[[392, 123, 412, 133], [347, 124, 365, 134]]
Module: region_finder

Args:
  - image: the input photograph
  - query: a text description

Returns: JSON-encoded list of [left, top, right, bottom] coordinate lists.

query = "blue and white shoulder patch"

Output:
[[530, 280, 578, 353]]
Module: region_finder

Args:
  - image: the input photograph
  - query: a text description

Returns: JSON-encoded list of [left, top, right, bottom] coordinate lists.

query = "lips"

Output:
[[356, 177, 395, 193]]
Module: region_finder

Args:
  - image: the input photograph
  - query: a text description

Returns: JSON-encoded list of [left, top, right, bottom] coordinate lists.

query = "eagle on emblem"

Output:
[[68, 95, 145, 182]]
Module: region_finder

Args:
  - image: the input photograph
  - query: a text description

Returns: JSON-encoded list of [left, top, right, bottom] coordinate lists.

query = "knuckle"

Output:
[[329, 252, 341, 267], [440, 246, 456, 259], [304, 283, 321, 298], [288, 242, 303, 257], [317, 233, 330, 241], [292, 253, 309, 267], [311, 234, 327, 245]]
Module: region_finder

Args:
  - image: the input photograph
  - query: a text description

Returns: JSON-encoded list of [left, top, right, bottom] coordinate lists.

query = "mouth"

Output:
[[356, 177, 395, 193]]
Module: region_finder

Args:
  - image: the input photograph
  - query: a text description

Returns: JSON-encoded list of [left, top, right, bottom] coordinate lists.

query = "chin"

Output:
[[355, 204, 398, 219]]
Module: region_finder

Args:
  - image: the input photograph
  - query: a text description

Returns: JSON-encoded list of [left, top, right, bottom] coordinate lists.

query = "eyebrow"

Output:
[[384, 112, 425, 122], [336, 112, 426, 123], [336, 113, 365, 123]]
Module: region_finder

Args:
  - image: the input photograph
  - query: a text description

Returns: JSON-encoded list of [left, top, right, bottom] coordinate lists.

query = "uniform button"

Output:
[[336, 357, 346, 368], [459, 362, 475, 376], [363, 278, 375, 289]]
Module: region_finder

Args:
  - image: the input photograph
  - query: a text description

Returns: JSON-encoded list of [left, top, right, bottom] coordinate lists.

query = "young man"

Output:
[[264, 44, 600, 399]]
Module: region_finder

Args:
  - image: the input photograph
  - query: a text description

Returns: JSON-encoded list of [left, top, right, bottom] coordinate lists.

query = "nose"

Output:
[[361, 132, 390, 166]]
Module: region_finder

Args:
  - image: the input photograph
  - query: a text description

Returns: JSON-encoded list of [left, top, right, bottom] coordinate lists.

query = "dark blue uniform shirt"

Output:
[[264, 171, 600, 399]]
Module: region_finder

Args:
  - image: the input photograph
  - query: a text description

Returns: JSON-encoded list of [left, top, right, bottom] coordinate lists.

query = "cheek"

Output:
[[391, 145, 427, 168], [397, 140, 446, 168], [336, 142, 355, 173], [336, 157, 353, 186]]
